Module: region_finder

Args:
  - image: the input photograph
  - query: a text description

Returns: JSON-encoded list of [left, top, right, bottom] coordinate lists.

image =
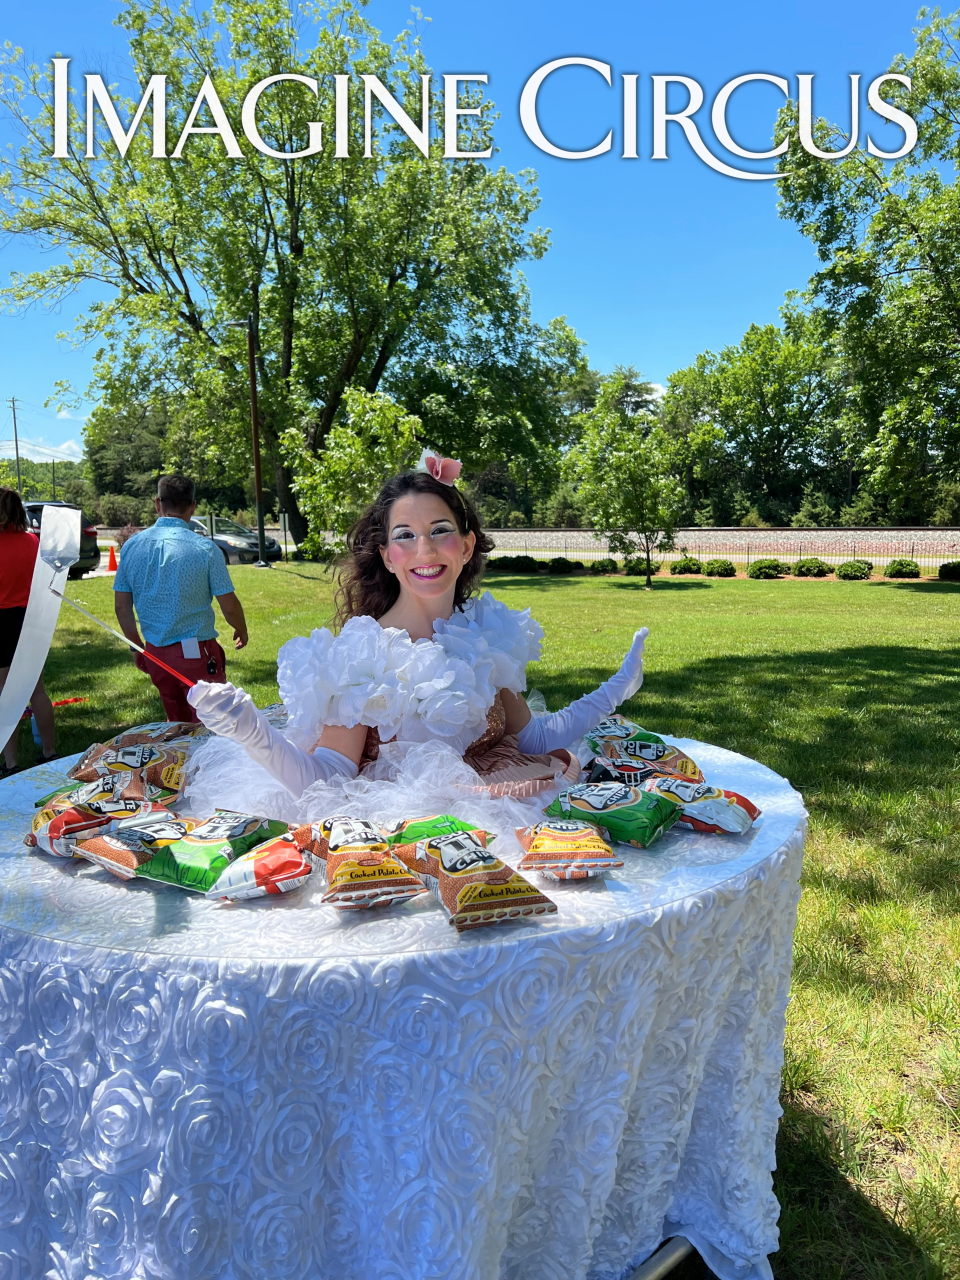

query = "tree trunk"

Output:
[[274, 460, 309, 545]]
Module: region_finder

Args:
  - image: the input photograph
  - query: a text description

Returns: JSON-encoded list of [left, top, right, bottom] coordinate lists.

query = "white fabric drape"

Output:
[[0, 505, 80, 754], [0, 739, 805, 1280]]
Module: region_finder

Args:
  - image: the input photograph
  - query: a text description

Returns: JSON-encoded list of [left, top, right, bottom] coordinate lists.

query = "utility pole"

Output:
[[9, 398, 22, 491], [226, 316, 269, 568]]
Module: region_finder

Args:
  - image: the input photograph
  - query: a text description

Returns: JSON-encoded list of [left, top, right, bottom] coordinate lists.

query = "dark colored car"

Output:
[[24, 501, 101, 579], [188, 516, 282, 564]]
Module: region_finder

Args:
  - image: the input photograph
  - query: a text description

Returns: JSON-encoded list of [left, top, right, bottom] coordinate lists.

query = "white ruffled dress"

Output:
[[181, 592, 581, 840]]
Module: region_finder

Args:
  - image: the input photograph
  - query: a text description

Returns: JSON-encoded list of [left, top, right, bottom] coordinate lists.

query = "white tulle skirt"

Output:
[[180, 735, 563, 846]]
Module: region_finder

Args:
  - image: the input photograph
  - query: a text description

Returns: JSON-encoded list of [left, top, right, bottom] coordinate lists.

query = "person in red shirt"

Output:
[[0, 487, 57, 776]]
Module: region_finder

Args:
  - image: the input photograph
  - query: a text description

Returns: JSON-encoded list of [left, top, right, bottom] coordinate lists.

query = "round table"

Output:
[[0, 739, 805, 1280]]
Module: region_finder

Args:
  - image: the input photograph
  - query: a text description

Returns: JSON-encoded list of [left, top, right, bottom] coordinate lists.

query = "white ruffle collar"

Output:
[[278, 591, 543, 754]]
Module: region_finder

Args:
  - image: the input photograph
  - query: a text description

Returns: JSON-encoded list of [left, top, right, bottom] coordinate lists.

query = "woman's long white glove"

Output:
[[186, 681, 358, 797], [514, 628, 649, 755]]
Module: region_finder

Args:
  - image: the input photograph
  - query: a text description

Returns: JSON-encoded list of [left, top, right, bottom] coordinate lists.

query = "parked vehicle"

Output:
[[24, 501, 101, 579], [188, 516, 282, 564]]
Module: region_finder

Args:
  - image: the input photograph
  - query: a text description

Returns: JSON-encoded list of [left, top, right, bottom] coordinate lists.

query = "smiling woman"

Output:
[[181, 456, 648, 822], [338, 469, 490, 639]]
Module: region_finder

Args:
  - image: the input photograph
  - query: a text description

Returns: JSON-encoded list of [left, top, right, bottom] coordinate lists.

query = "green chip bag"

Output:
[[148, 811, 289, 893], [382, 814, 483, 847], [544, 782, 679, 849]]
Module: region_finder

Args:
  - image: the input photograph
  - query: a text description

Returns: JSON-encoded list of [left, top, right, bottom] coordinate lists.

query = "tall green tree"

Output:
[[0, 0, 576, 542], [566, 372, 685, 586], [775, 7, 960, 522], [660, 313, 844, 524]]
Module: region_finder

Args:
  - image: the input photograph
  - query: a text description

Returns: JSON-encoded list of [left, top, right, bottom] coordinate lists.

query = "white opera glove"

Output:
[[514, 628, 649, 755], [186, 681, 358, 797]]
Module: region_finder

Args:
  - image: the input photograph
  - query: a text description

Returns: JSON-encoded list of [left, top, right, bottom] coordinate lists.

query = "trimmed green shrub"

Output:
[[486, 554, 543, 573], [570, 560, 585, 572], [884, 557, 921, 579], [703, 558, 736, 578], [510, 554, 542, 574], [670, 555, 703, 575], [746, 558, 791, 580], [793, 557, 833, 578], [589, 557, 619, 575], [547, 556, 575, 575], [625, 557, 661, 576], [938, 560, 960, 581], [836, 559, 872, 581], [484, 556, 512, 572]]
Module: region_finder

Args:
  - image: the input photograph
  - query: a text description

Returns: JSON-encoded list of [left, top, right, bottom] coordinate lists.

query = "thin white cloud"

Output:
[[56, 410, 90, 422], [0, 437, 83, 462]]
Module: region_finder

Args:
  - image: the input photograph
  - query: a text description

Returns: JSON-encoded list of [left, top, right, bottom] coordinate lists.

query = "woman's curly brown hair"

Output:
[[333, 472, 494, 627]]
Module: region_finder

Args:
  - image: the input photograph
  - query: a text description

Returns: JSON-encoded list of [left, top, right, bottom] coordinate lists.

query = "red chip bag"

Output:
[[206, 834, 314, 901], [640, 776, 761, 834], [28, 801, 170, 858]]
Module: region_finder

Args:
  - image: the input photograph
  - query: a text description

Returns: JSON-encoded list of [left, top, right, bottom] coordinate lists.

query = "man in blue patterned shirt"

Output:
[[114, 474, 249, 723]]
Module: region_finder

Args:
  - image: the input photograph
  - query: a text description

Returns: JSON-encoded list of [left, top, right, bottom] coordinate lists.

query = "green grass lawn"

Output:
[[20, 566, 960, 1279]]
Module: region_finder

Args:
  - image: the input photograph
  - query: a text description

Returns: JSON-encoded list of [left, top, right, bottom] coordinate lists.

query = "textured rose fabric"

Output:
[[0, 739, 804, 1280]]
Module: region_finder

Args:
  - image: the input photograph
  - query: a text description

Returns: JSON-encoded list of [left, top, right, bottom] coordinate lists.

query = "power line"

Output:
[[0, 438, 83, 462]]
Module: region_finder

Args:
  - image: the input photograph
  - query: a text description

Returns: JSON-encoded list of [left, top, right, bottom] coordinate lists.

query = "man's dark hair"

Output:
[[157, 474, 196, 513]]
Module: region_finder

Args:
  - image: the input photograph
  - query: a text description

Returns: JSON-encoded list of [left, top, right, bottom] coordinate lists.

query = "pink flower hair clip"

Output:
[[415, 447, 462, 486]]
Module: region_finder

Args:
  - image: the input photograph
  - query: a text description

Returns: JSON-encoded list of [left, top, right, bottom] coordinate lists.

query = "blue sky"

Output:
[[0, 0, 926, 463]]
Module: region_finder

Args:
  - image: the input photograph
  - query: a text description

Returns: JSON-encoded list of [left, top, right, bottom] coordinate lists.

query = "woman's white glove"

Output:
[[186, 681, 358, 797], [515, 628, 649, 755]]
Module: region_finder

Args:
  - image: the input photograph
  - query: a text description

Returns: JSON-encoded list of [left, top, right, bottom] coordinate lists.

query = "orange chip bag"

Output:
[[290, 815, 386, 871], [400, 829, 556, 932], [75, 812, 200, 879], [319, 817, 426, 910], [515, 820, 624, 881], [35, 773, 177, 811], [598, 738, 704, 783], [67, 744, 188, 792]]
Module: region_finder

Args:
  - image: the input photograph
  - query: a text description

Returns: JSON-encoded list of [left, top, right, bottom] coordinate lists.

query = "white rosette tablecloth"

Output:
[[0, 739, 805, 1280]]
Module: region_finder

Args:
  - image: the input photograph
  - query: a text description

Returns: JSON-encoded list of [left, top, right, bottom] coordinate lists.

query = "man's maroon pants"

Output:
[[139, 638, 226, 723]]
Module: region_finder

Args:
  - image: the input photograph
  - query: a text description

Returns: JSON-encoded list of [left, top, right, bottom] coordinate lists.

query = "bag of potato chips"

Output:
[[75, 812, 199, 878], [319, 817, 427, 910], [141, 811, 289, 893], [402, 829, 556, 932], [584, 715, 666, 755], [28, 800, 171, 858], [206, 834, 314, 901], [544, 782, 679, 849], [640, 775, 761, 834], [515, 820, 624, 881]]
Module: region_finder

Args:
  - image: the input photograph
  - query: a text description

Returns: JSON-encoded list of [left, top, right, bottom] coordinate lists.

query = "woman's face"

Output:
[[380, 491, 476, 605]]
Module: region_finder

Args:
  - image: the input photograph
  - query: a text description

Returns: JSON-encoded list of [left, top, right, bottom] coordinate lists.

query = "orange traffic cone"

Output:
[[107, 545, 118, 573]]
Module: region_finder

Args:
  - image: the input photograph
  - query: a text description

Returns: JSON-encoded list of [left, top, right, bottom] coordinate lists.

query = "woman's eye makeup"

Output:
[[390, 524, 456, 542]]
